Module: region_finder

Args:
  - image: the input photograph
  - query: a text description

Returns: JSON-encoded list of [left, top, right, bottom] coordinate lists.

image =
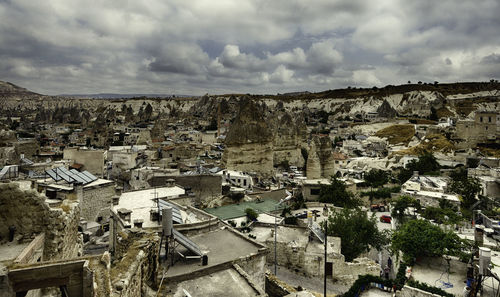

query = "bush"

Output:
[[340, 274, 393, 297], [245, 208, 259, 221], [407, 280, 454, 297], [361, 186, 401, 199]]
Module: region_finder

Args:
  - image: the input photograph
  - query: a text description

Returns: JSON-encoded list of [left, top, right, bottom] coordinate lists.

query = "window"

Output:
[[310, 188, 320, 195], [489, 117, 492, 122], [480, 117, 483, 122], [243, 179, 247, 186]]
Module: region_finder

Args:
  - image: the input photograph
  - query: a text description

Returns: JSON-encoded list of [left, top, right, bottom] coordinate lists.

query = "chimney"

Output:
[[166, 178, 175, 187], [150, 208, 159, 222], [74, 182, 84, 203], [413, 171, 419, 178], [133, 219, 144, 228], [112, 195, 120, 206], [117, 208, 132, 222], [115, 186, 123, 196]]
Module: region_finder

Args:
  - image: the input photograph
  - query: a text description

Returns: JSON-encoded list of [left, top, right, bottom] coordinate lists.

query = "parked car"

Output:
[[380, 215, 392, 223], [371, 204, 387, 212]]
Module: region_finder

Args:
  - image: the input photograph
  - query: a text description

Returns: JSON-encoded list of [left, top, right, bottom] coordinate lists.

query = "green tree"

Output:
[[321, 208, 388, 261], [391, 196, 421, 225], [449, 168, 482, 210], [364, 169, 389, 188], [398, 151, 441, 183], [391, 219, 464, 264], [319, 176, 361, 208]]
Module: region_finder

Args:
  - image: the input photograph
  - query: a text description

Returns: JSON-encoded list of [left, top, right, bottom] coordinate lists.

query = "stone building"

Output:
[[455, 111, 499, 146], [37, 178, 116, 223], [63, 148, 106, 177]]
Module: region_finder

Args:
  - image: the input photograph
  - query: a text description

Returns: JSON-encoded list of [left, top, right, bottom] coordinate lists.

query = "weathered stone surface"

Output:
[[272, 112, 306, 168], [223, 97, 274, 176], [306, 135, 335, 179], [0, 183, 82, 260]]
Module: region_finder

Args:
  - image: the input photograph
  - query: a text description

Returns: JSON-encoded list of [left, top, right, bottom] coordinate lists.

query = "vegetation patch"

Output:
[[394, 134, 454, 156], [375, 124, 415, 145]]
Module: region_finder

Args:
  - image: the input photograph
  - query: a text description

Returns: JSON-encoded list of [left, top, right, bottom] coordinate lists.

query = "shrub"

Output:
[[407, 280, 454, 297], [245, 208, 259, 221]]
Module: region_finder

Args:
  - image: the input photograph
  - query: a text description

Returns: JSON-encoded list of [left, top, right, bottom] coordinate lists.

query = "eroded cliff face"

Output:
[[223, 97, 274, 176], [306, 135, 335, 179], [272, 112, 306, 168]]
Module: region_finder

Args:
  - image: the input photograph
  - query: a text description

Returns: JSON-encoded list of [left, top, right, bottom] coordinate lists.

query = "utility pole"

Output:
[[324, 222, 327, 297], [274, 205, 277, 275]]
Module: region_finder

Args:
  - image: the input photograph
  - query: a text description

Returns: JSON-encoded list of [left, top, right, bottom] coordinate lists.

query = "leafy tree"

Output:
[[364, 169, 389, 188], [321, 208, 388, 261], [421, 206, 461, 225], [449, 168, 482, 209], [391, 219, 465, 264], [398, 151, 441, 183], [319, 176, 361, 208], [391, 196, 421, 225]]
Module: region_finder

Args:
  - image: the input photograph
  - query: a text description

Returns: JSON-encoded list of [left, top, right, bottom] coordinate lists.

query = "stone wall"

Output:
[[235, 252, 268, 290], [111, 229, 160, 297], [173, 175, 222, 205], [331, 257, 379, 285], [0, 183, 82, 261], [397, 285, 442, 297], [81, 182, 115, 222], [265, 273, 293, 297], [63, 148, 105, 177]]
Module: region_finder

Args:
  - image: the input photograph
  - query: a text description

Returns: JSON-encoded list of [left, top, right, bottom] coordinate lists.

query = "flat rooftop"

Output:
[[113, 187, 191, 229], [0, 241, 29, 264], [204, 199, 282, 220], [165, 228, 266, 278], [170, 267, 262, 297]]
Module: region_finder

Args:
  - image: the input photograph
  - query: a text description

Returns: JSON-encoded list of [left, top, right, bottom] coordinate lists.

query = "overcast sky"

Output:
[[1, 0, 499, 95]]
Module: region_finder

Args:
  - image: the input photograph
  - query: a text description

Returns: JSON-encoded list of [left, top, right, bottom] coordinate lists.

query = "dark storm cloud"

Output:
[[0, 0, 499, 95]]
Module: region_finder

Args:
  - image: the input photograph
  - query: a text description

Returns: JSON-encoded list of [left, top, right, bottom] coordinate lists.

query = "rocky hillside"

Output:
[[0, 80, 499, 122], [0, 81, 39, 96]]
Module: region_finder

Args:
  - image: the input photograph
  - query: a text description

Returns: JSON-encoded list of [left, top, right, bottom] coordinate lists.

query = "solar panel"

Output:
[[45, 168, 63, 181], [158, 200, 183, 224], [55, 167, 75, 183], [309, 222, 325, 243], [81, 171, 98, 182], [70, 169, 92, 183], [173, 229, 203, 256], [45, 167, 98, 185]]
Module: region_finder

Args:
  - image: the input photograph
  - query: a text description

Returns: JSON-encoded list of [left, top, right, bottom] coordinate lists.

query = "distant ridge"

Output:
[[58, 93, 193, 99], [0, 80, 40, 96]]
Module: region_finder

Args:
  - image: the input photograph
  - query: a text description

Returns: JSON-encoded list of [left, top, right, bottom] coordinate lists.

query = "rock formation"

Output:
[[377, 99, 397, 118], [306, 135, 335, 179], [223, 97, 274, 176], [272, 112, 307, 167]]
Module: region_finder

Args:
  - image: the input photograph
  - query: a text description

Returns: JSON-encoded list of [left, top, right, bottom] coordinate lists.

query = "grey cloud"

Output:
[[0, 0, 499, 95]]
